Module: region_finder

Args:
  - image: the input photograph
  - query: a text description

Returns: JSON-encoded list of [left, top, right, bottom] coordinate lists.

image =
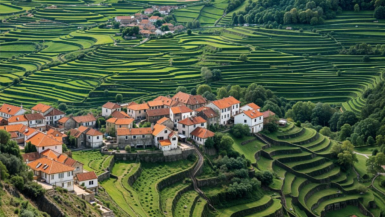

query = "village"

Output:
[[0, 91, 279, 202]]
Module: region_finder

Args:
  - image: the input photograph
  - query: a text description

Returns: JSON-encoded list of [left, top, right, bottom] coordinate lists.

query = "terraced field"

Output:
[[257, 124, 382, 217], [72, 150, 113, 175]]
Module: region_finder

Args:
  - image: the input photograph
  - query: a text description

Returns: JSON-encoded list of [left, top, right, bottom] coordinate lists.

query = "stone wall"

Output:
[[98, 154, 115, 182], [35, 190, 66, 217], [128, 164, 143, 186], [104, 148, 195, 163], [277, 128, 305, 139], [171, 184, 193, 214], [229, 198, 273, 217]]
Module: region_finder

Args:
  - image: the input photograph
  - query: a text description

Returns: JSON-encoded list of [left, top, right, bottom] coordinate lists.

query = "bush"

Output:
[[11, 175, 24, 190], [125, 145, 131, 153], [381, 179, 385, 187], [256, 171, 273, 186], [230, 124, 250, 138], [23, 181, 45, 198], [20, 210, 34, 217]]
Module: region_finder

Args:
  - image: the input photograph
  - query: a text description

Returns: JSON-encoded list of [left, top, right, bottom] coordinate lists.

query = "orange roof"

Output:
[[57, 154, 68, 163], [45, 108, 65, 117], [195, 107, 218, 118], [170, 105, 192, 114], [116, 128, 152, 136], [147, 100, 164, 107], [152, 124, 167, 136], [157, 117, 170, 124], [116, 16, 132, 20], [115, 118, 134, 125], [76, 171, 97, 181], [243, 110, 263, 119], [147, 108, 169, 117], [144, 8, 153, 12], [31, 103, 52, 113], [190, 127, 214, 139], [62, 157, 77, 167], [86, 128, 103, 136], [8, 115, 27, 123], [78, 126, 89, 133], [41, 149, 60, 161], [22, 152, 40, 162], [111, 110, 130, 118], [24, 127, 37, 136], [127, 103, 149, 111], [47, 129, 67, 138], [0, 123, 27, 133], [262, 110, 276, 118], [25, 113, 44, 121], [149, 16, 159, 20], [244, 103, 260, 110], [172, 92, 206, 105], [107, 118, 117, 123], [69, 129, 82, 138], [103, 102, 121, 109], [211, 96, 240, 109], [27, 157, 74, 174], [73, 114, 96, 123], [159, 139, 171, 146], [0, 103, 23, 115], [153, 96, 179, 107], [27, 132, 62, 147], [58, 117, 69, 124], [178, 116, 206, 125]]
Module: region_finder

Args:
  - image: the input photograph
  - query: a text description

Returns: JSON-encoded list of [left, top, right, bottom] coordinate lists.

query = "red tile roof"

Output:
[[262, 110, 276, 118], [25, 113, 45, 121], [152, 124, 167, 136], [41, 149, 61, 161], [157, 117, 170, 124], [190, 127, 214, 139], [111, 111, 130, 119], [76, 171, 97, 181], [22, 152, 40, 162], [0, 103, 23, 115], [243, 103, 260, 110], [116, 128, 152, 136], [31, 103, 52, 113], [86, 128, 103, 136], [58, 117, 69, 124], [147, 108, 170, 117], [127, 103, 149, 111], [45, 108, 64, 117], [78, 126, 89, 133], [170, 105, 192, 114], [27, 132, 62, 147], [153, 96, 179, 107], [147, 100, 164, 107], [115, 118, 134, 125], [211, 96, 240, 109], [159, 139, 171, 146], [242, 110, 263, 119], [73, 114, 96, 123], [172, 92, 206, 105], [27, 157, 74, 174], [103, 102, 121, 109], [0, 124, 27, 133], [178, 116, 206, 125], [195, 107, 218, 118], [8, 115, 27, 123]]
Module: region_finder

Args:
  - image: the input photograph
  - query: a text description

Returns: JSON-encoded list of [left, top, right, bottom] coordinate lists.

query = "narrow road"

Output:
[[354, 151, 370, 159]]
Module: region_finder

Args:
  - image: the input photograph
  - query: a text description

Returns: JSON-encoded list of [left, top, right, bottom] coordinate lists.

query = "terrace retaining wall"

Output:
[[277, 128, 305, 139], [98, 154, 115, 182], [35, 190, 66, 217], [229, 198, 274, 217], [127, 164, 142, 186], [171, 184, 193, 214]]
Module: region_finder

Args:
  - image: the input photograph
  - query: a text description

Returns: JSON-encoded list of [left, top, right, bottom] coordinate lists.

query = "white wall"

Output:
[[102, 108, 121, 117], [178, 122, 206, 137], [9, 121, 28, 126], [87, 135, 103, 148], [41, 170, 74, 191], [80, 178, 98, 189], [234, 114, 264, 133], [207, 103, 231, 125], [37, 145, 62, 154]]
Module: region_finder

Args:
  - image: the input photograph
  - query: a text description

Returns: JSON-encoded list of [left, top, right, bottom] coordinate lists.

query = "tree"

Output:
[[125, 145, 131, 153], [339, 124, 352, 141], [187, 29, 192, 35], [176, 86, 187, 93], [367, 136, 375, 146], [366, 153, 385, 175], [58, 103, 67, 111], [160, 25, 169, 31], [11, 175, 24, 190], [115, 94, 123, 103], [0, 154, 23, 175], [219, 135, 234, 151], [376, 135, 385, 146], [104, 89, 109, 97], [337, 111, 358, 130], [231, 124, 250, 138], [256, 171, 273, 186], [197, 84, 212, 95], [363, 55, 370, 62], [24, 141, 37, 153], [212, 69, 222, 81], [331, 140, 358, 171], [374, 6, 385, 19], [205, 137, 214, 148], [201, 67, 213, 82], [329, 112, 342, 131], [320, 127, 332, 137], [202, 91, 216, 101], [13, 77, 20, 85], [238, 54, 248, 61], [356, 184, 367, 193], [62, 143, 68, 152], [311, 102, 335, 126], [216, 87, 228, 100], [353, 118, 380, 142], [354, 3, 360, 12], [0, 161, 9, 180], [190, 87, 197, 95]]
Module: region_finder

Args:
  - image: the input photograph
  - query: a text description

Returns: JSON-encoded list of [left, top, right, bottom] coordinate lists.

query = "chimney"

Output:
[[151, 123, 154, 131], [20, 103, 23, 109]]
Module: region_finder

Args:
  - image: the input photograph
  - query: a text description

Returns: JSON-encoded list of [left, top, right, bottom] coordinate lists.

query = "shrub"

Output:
[[22, 181, 45, 198], [125, 145, 131, 153], [256, 171, 273, 186], [11, 175, 24, 190], [230, 124, 250, 138]]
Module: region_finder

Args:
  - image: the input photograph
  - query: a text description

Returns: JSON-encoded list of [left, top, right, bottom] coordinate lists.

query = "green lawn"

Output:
[[325, 205, 367, 217], [72, 150, 113, 175], [230, 135, 265, 164]]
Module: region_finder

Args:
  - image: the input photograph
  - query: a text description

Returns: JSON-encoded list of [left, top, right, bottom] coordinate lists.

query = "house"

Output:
[[0, 103, 26, 120], [159, 6, 170, 15], [190, 127, 215, 146], [85, 129, 103, 148], [116, 128, 153, 148], [25, 113, 46, 131], [177, 116, 207, 138], [147, 100, 166, 110], [170, 105, 194, 128], [262, 110, 276, 124], [115, 16, 133, 22], [102, 102, 121, 117], [31, 103, 65, 126], [0, 117, 7, 126], [73, 114, 96, 128], [76, 172, 98, 193], [240, 103, 260, 112], [27, 132, 63, 154], [47, 129, 68, 144], [140, 19, 150, 26], [172, 92, 207, 110], [111, 110, 130, 119], [206, 96, 240, 125], [234, 110, 263, 133], [106, 118, 134, 133], [127, 103, 149, 120], [152, 124, 178, 151], [40, 149, 83, 175], [195, 107, 218, 126], [22, 152, 40, 163], [27, 157, 75, 191], [0, 124, 37, 144], [153, 96, 179, 107], [58, 117, 74, 130], [146, 108, 170, 123], [149, 16, 159, 23], [69, 126, 89, 148], [144, 8, 154, 14], [8, 115, 28, 126], [156, 117, 173, 129]]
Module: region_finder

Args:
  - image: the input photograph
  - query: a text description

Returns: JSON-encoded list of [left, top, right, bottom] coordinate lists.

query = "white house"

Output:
[[76, 171, 98, 193], [149, 16, 159, 23], [170, 105, 193, 128], [115, 16, 133, 22], [26, 132, 63, 154], [207, 96, 240, 125], [25, 113, 47, 131], [31, 103, 65, 126], [234, 110, 264, 133], [102, 102, 121, 117], [144, 8, 154, 15], [190, 127, 215, 146], [73, 114, 96, 128], [127, 102, 149, 120], [152, 124, 178, 151], [177, 116, 206, 138], [86, 129, 103, 148], [0, 103, 26, 120], [27, 157, 74, 191], [240, 103, 261, 112]]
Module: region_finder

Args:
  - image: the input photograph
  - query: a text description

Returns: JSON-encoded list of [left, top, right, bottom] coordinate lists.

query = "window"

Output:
[[133, 136, 136, 139], [42, 147, 45, 150], [164, 130, 167, 134], [183, 124, 185, 128], [51, 174, 54, 179], [142, 135, 145, 138], [172, 137, 176, 141], [68, 182, 72, 187], [67, 172, 71, 177], [62, 183, 65, 187], [59, 173, 64, 178], [88, 136, 90, 139], [97, 136, 99, 139], [55, 146, 57, 149], [244, 120, 247, 123], [89, 180, 94, 185], [194, 124, 196, 128], [254, 119, 256, 122], [125, 136, 128, 140], [182, 131, 185, 135], [76, 167, 80, 171]]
